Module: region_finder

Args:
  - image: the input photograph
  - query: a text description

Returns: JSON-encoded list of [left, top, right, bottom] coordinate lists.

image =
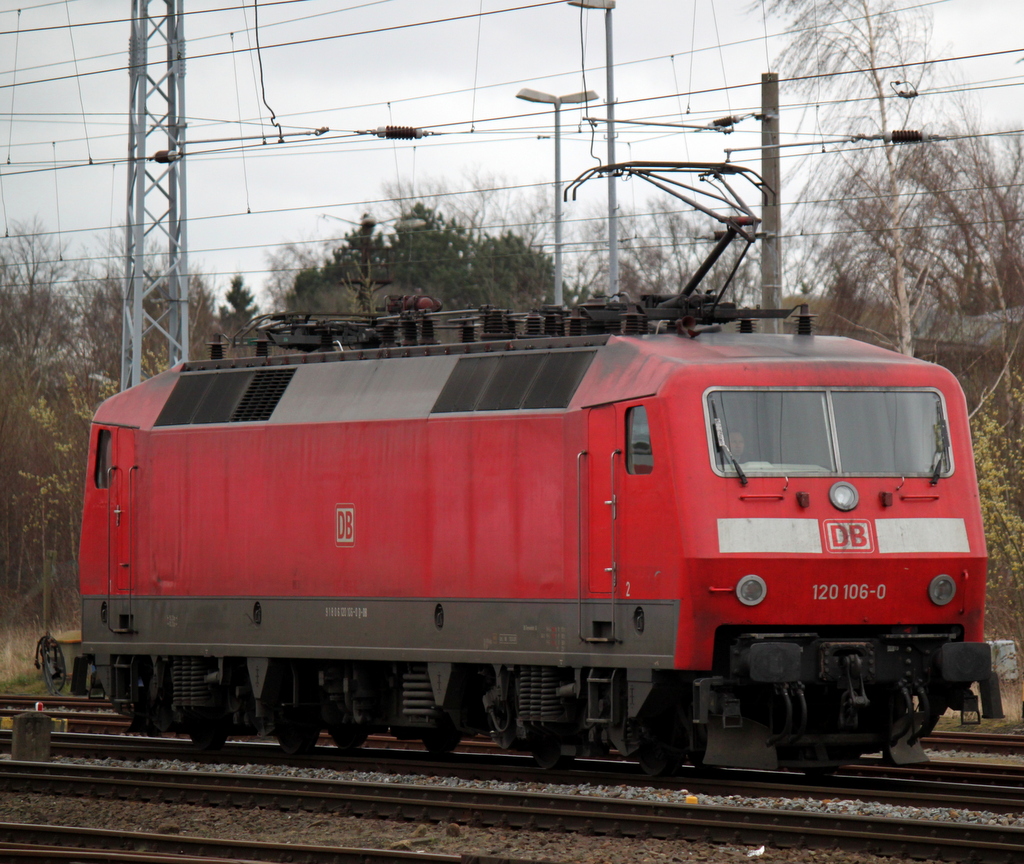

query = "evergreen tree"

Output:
[[278, 203, 553, 314], [218, 274, 259, 333]]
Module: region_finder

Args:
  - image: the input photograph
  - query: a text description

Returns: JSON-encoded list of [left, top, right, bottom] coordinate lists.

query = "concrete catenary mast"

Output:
[[122, 0, 188, 390]]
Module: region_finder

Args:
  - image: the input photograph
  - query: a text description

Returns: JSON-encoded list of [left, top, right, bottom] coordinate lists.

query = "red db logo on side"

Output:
[[335, 504, 355, 547], [824, 520, 874, 552]]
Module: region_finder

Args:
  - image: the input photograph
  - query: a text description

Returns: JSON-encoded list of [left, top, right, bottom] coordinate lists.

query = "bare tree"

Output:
[[908, 131, 1024, 388], [617, 203, 761, 307], [765, 0, 934, 354], [383, 170, 550, 247], [0, 226, 110, 601], [264, 242, 336, 312]]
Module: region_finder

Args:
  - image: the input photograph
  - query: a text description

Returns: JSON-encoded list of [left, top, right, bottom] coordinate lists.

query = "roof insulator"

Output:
[[795, 304, 816, 336]]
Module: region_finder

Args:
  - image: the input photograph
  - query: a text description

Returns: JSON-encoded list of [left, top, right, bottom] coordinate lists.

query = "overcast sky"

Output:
[[1, 0, 1021, 305]]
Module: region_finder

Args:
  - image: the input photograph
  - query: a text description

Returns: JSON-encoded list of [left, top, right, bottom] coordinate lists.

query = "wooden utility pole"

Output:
[[760, 72, 782, 331], [42, 550, 56, 633]]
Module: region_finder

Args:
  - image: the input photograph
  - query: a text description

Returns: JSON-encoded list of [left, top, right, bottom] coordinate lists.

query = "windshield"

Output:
[[707, 388, 951, 478]]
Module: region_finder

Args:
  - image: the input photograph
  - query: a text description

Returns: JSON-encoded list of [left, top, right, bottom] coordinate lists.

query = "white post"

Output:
[[554, 99, 564, 307], [604, 6, 618, 297], [517, 87, 597, 307]]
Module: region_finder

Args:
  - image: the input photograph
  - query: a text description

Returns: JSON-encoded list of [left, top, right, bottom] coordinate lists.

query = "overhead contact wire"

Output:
[[470, 0, 485, 132], [51, 140, 62, 259], [230, 32, 252, 213], [63, 0, 92, 163]]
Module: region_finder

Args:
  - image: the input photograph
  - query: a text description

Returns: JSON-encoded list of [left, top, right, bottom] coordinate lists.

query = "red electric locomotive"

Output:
[[73, 163, 1000, 773]]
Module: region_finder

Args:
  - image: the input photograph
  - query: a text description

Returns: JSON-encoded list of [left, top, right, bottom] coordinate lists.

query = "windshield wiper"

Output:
[[713, 417, 748, 486], [930, 404, 950, 486]]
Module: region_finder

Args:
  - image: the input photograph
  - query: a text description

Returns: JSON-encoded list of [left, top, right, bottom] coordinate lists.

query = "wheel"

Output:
[[636, 742, 681, 777], [422, 718, 462, 754], [276, 724, 320, 755], [188, 722, 228, 751], [422, 727, 461, 754], [531, 739, 575, 770], [328, 724, 368, 751]]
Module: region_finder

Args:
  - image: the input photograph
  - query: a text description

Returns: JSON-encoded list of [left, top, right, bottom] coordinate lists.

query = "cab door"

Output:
[[584, 401, 661, 643], [104, 427, 137, 633]]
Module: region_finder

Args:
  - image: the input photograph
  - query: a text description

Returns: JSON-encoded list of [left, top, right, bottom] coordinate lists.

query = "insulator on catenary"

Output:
[[889, 129, 922, 143], [375, 126, 424, 139]]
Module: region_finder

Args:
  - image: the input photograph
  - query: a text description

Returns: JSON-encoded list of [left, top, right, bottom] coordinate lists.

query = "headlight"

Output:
[[736, 574, 767, 606], [829, 481, 859, 511], [929, 574, 956, 606]]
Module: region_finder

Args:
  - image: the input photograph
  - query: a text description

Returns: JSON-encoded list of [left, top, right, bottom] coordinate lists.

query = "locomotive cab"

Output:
[[672, 360, 997, 770]]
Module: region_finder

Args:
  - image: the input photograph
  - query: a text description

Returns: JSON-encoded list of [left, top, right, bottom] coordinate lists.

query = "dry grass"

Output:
[[0, 620, 76, 694]]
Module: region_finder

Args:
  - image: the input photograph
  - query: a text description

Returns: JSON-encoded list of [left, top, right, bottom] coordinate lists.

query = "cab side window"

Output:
[[626, 406, 654, 475], [95, 430, 112, 489]]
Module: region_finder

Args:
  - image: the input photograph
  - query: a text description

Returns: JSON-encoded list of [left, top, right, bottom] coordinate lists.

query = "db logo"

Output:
[[335, 504, 355, 547], [823, 520, 874, 552]]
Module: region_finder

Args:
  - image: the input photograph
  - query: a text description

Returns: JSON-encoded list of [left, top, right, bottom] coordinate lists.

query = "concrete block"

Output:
[[11, 712, 51, 762]]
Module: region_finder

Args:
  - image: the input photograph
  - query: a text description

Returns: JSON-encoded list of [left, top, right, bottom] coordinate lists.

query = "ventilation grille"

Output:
[[156, 368, 295, 426], [432, 350, 594, 413], [231, 368, 296, 422]]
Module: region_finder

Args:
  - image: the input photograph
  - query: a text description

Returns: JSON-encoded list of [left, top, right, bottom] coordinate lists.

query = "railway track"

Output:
[[2, 757, 1024, 862], [8, 704, 1024, 861], [5, 728, 1024, 816], [0, 821, 526, 864], [7, 695, 1024, 758], [928, 730, 1024, 757], [0, 697, 502, 750]]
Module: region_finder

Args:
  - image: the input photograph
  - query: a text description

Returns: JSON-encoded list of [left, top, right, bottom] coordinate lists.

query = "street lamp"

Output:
[[569, 0, 617, 295], [517, 88, 598, 307]]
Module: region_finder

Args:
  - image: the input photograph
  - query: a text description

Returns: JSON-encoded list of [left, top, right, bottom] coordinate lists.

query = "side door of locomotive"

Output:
[[101, 426, 138, 633], [585, 401, 657, 642]]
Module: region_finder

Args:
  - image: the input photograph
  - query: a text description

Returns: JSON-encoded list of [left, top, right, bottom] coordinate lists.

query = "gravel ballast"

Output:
[[0, 750, 994, 863]]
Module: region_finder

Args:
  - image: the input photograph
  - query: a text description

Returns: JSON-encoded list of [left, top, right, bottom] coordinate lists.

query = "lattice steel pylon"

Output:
[[122, 0, 188, 390]]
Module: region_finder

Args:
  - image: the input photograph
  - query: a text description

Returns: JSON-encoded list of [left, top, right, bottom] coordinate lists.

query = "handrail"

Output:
[[576, 450, 588, 642], [127, 464, 138, 630], [606, 449, 622, 643], [105, 464, 119, 633]]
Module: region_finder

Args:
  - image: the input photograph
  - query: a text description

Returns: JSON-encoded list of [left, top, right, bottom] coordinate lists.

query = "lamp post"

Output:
[[517, 88, 598, 307], [569, 0, 617, 295]]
